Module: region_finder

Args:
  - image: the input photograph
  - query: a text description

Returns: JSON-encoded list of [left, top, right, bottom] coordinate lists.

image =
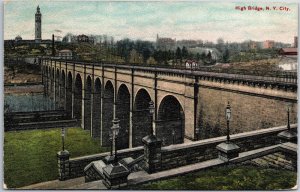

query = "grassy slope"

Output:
[[135, 165, 297, 190], [4, 127, 108, 188]]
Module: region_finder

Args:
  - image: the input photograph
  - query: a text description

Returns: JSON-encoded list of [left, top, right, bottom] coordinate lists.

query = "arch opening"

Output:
[[116, 84, 130, 149], [74, 74, 82, 122], [83, 76, 92, 130], [101, 80, 114, 146], [132, 89, 152, 147], [59, 70, 66, 109], [157, 95, 185, 146], [55, 69, 60, 109], [66, 72, 73, 117], [50, 68, 55, 99], [92, 78, 101, 138]]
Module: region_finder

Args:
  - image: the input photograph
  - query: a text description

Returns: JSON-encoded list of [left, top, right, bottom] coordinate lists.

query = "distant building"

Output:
[[77, 34, 94, 44], [58, 49, 73, 60], [249, 41, 258, 50], [177, 40, 199, 48], [278, 48, 298, 56], [77, 34, 89, 43], [156, 34, 176, 50], [35, 6, 42, 43], [263, 40, 275, 49], [185, 60, 199, 69], [294, 36, 298, 48]]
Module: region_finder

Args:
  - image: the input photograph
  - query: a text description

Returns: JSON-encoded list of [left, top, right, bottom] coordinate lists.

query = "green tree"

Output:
[[182, 46, 188, 59], [222, 49, 230, 63], [175, 47, 182, 63]]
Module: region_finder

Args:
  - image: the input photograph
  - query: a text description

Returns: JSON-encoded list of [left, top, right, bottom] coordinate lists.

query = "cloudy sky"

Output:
[[4, 1, 298, 43]]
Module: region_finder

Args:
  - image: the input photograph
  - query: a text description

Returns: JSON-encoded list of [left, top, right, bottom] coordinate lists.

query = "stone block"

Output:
[[278, 130, 297, 143], [216, 142, 240, 162], [102, 163, 130, 189]]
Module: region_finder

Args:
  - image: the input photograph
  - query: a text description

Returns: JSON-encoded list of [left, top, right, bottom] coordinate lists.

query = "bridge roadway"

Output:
[[41, 58, 297, 149]]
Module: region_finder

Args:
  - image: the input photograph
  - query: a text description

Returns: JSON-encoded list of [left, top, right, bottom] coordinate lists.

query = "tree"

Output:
[[196, 53, 201, 61], [182, 46, 188, 59], [142, 48, 151, 64], [175, 47, 182, 63], [216, 38, 225, 53], [222, 49, 230, 63]]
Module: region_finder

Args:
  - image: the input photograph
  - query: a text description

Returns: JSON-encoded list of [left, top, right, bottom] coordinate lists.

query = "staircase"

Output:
[[84, 155, 145, 183]]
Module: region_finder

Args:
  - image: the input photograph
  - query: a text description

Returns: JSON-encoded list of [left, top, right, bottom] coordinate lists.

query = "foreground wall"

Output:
[[61, 124, 297, 179]]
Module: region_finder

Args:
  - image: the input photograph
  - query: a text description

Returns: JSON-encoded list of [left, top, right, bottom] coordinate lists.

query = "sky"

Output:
[[3, 1, 299, 44]]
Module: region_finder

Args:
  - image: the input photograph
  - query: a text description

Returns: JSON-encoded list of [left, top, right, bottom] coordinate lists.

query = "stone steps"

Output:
[[247, 151, 295, 171]]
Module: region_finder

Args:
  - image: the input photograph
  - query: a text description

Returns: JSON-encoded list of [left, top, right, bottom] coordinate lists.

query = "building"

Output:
[[278, 48, 298, 56], [58, 49, 73, 60], [77, 34, 95, 44], [177, 40, 199, 48], [156, 34, 176, 51], [263, 40, 274, 49], [249, 41, 258, 50], [35, 6, 42, 43], [185, 60, 199, 69], [294, 36, 298, 48]]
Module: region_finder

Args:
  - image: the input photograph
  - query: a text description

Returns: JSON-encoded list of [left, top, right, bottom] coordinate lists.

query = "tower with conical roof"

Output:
[[35, 5, 42, 43]]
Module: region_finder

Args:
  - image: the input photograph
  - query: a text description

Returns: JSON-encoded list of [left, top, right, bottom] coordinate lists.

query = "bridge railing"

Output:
[[42, 57, 297, 84]]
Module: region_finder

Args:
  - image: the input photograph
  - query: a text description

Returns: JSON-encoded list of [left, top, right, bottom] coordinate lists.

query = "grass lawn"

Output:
[[132, 165, 297, 190], [4, 127, 108, 188]]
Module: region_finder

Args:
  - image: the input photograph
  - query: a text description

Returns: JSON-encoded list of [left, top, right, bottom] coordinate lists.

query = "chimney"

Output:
[[52, 34, 55, 56]]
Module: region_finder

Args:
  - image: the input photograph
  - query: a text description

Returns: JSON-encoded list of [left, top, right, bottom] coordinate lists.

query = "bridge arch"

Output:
[[132, 88, 152, 147], [83, 75, 92, 130], [157, 95, 185, 146], [74, 73, 82, 122], [91, 78, 102, 138], [116, 84, 130, 149], [47, 66, 50, 77], [49, 68, 55, 100], [55, 69, 60, 108], [66, 72, 73, 117], [45, 66, 48, 77], [51, 68, 54, 79], [101, 80, 114, 146], [59, 70, 66, 109]]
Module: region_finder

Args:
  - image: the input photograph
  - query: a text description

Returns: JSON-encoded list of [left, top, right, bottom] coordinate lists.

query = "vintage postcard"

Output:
[[3, 0, 298, 190]]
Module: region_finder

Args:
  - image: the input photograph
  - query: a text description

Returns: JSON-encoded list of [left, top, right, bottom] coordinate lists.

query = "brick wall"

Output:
[[160, 124, 297, 171], [197, 86, 297, 139]]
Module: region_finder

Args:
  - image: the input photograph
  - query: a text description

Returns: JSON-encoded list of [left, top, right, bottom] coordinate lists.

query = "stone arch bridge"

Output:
[[41, 58, 297, 149]]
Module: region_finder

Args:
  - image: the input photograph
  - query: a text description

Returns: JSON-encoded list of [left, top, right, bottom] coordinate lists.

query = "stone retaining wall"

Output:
[[59, 124, 296, 179], [160, 124, 297, 171]]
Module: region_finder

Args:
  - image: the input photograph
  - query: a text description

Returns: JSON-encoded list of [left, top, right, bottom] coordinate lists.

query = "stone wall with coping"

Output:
[[59, 124, 296, 179], [160, 124, 297, 171]]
